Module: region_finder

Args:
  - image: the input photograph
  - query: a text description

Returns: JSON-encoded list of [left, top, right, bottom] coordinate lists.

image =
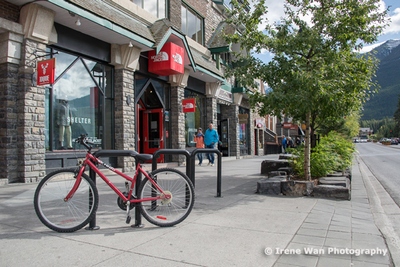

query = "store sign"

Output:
[[238, 114, 248, 124], [37, 58, 55, 86], [182, 98, 195, 113], [283, 122, 292, 129], [283, 122, 297, 130], [148, 42, 184, 76], [217, 88, 233, 103]]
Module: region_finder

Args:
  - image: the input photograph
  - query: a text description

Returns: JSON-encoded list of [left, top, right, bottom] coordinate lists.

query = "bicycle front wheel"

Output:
[[138, 168, 195, 227], [34, 169, 99, 233]]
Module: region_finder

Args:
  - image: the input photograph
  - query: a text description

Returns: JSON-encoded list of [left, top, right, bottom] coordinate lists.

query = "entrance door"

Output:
[[141, 108, 164, 162], [220, 119, 229, 156]]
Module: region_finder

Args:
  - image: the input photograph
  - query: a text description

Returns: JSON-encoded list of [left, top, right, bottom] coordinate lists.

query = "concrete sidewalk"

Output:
[[0, 154, 394, 267]]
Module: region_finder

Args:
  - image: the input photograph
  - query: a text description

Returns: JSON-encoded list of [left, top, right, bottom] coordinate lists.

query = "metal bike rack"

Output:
[[86, 148, 223, 231], [152, 149, 192, 180], [86, 150, 143, 230], [190, 148, 222, 197], [153, 148, 223, 197]]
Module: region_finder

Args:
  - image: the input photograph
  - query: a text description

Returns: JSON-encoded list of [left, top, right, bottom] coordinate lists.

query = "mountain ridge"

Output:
[[360, 39, 400, 120]]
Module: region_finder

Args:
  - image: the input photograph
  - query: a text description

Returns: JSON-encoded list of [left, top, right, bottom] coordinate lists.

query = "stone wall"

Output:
[[170, 85, 186, 163], [17, 39, 47, 183], [114, 68, 135, 172], [0, 62, 18, 182]]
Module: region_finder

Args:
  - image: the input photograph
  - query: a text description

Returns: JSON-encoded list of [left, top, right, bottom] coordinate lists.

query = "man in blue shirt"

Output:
[[204, 122, 219, 166], [282, 135, 287, 154]]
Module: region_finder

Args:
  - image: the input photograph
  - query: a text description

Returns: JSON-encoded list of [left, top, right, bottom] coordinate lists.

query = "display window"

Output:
[[45, 49, 114, 151], [239, 107, 250, 155], [184, 90, 206, 147]]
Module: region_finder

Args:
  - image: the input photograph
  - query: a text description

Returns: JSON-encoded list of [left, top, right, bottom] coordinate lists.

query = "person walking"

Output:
[[194, 128, 205, 166], [282, 135, 287, 153], [204, 122, 219, 166]]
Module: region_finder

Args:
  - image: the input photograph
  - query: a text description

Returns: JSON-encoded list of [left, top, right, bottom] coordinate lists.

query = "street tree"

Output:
[[394, 95, 400, 137], [225, 0, 388, 180]]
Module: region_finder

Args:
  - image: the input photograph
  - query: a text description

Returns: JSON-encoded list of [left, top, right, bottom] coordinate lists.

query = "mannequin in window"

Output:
[[57, 99, 72, 149]]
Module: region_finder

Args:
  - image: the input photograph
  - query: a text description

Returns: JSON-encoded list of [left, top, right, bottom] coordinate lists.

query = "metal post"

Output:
[[216, 151, 222, 197], [132, 171, 143, 228], [191, 148, 222, 197], [86, 167, 100, 230]]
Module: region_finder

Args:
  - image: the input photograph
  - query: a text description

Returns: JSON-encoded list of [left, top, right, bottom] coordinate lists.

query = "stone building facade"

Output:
[[0, 0, 271, 184]]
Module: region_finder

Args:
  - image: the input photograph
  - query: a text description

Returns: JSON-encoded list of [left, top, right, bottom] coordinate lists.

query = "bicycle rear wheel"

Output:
[[138, 168, 195, 227], [34, 169, 99, 232]]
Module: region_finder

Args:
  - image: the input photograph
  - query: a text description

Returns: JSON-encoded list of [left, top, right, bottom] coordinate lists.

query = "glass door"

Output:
[[142, 108, 164, 162]]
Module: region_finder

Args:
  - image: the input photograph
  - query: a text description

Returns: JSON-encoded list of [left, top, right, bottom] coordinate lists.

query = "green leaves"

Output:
[[224, 0, 388, 179]]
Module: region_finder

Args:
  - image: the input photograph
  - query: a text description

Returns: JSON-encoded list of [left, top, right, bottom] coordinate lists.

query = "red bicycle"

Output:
[[34, 134, 195, 232]]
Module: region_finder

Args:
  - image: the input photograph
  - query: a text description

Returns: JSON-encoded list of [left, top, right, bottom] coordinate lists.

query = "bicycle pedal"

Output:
[[126, 216, 131, 224]]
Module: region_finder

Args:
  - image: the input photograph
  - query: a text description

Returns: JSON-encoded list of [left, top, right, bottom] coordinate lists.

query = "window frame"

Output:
[[132, 0, 168, 19], [181, 3, 204, 45], [45, 47, 115, 151]]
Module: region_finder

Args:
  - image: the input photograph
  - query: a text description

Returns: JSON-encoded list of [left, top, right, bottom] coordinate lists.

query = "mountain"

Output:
[[361, 39, 400, 120]]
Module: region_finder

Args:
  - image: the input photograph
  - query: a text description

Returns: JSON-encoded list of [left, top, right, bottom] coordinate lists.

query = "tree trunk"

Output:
[[304, 112, 311, 180]]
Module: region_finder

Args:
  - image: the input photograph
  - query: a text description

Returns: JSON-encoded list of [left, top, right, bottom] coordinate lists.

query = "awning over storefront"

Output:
[[35, 0, 155, 48], [150, 19, 195, 72], [150, 19, 224, 82], [12, 0, 225, 82]]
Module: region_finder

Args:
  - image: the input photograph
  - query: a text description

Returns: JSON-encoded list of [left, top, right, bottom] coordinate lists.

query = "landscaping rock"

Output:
[[328, 170, 352, 181], [281, 180, 315, 197], [268, 171, 287, 178], [312, 185, 351, 200], [278, 154, 292, 160], [278, 166, 293, 175], [256, 177, 286, 195], [261, 160, 290, 175], [318, 177, 350, 188]]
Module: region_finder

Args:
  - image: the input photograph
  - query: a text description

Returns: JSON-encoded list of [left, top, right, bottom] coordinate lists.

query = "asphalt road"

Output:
[[356, 142, 400, 207]]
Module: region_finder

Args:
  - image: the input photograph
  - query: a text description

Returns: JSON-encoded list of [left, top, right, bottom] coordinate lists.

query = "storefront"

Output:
[[45, 25, 115, 170], [0, 0, 234, 183], [238, 108, 250, 156], [184, 77, 207, 148]]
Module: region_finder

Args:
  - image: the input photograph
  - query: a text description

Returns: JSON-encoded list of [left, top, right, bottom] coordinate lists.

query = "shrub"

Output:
[[288, 131, 355, 179]]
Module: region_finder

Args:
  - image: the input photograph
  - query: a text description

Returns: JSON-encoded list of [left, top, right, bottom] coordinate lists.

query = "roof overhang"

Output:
[[9, 0, 155, 49], [151, 25, 196, 72]]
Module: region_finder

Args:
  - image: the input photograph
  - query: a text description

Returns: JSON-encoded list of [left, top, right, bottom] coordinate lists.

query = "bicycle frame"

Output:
[[64, 151, 170, 204]]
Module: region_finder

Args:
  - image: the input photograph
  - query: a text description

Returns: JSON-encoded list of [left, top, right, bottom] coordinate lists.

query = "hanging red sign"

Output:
[[37, 58, 55, 86], [283, 122, 292, 129], [182, 98, 195, 113], [148, 42, 184, 76]]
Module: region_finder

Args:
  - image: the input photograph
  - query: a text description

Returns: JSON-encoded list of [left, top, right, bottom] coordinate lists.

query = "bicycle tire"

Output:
[[34, 168, 99, 233], [138, 168, 195, 227]]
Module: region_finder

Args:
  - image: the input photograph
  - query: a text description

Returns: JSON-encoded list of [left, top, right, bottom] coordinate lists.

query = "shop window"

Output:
[[181, 4, 204, 45], [184, 91, 206, 147], [45, 49, 114, 151], [238, 108, 249, 155], [132, 0, 167, 19]]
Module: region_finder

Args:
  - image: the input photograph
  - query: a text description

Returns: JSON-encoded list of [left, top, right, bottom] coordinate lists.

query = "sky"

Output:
[[254, 0, 400, 63]]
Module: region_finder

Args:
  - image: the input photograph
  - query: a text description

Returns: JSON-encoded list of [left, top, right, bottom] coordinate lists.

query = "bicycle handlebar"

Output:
[[75, 134, 92, 150]]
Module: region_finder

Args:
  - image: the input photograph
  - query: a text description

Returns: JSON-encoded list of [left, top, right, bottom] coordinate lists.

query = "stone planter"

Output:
[[281, 180, 316, 197], [261, 159, 290, 175]]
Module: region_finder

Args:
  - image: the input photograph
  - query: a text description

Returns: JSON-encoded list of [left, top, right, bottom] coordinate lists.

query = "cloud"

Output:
[[384, 7, 400, 34], [256, 0, 286, 31]]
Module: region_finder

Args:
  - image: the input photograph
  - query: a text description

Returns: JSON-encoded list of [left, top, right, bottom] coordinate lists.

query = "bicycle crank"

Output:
[[117, 192, 135, 211]]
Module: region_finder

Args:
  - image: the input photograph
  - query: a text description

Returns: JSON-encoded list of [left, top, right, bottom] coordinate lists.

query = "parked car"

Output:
[[391, 138, 399, 145]]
